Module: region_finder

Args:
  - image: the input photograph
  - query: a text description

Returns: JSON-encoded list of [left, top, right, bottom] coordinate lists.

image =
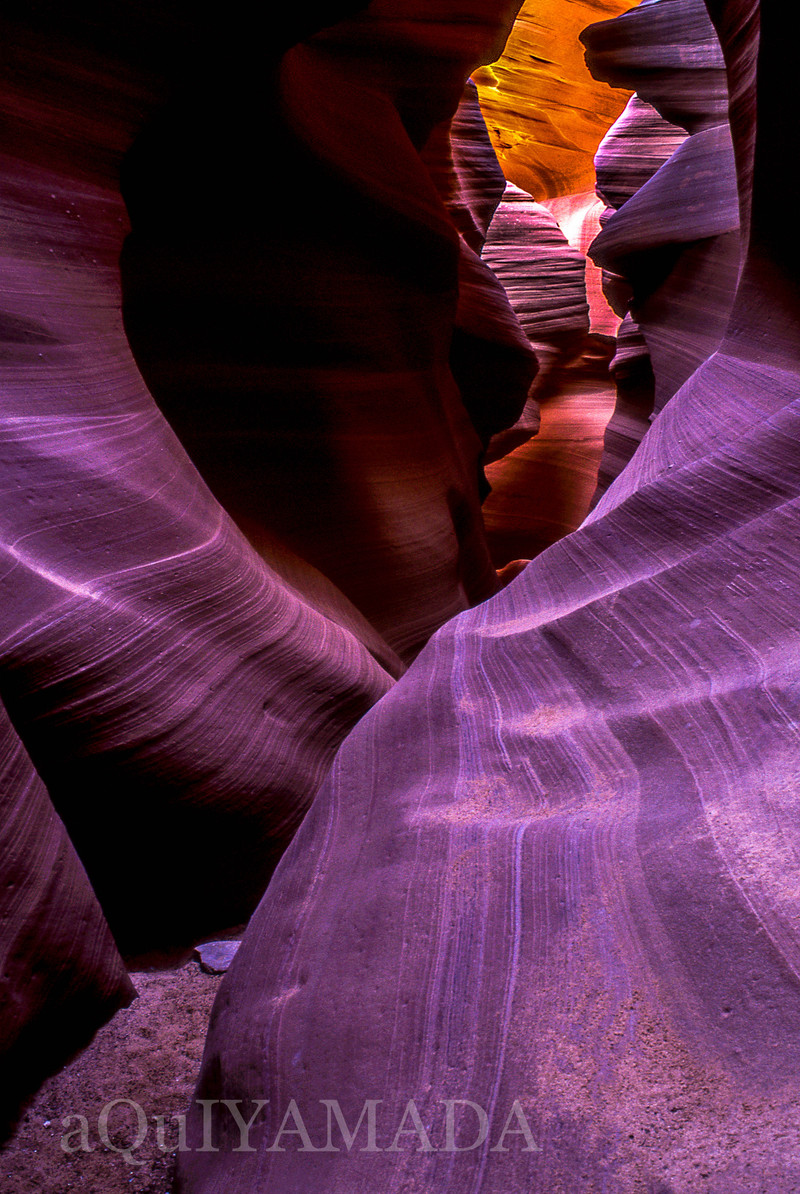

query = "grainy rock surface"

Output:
[[2, 964, 221, 1194], [0, 0, 533, 1128], [177, 2, 800, 1191], [194, 942, 241, 976]]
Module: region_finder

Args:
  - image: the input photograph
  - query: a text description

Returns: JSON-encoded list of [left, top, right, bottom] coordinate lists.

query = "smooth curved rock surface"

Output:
[[586, 0, 742, 486], [430, 78, 508, 253], [591, 123, 741, 409], [587, 95, 685, 491], [594, 95, 688, 211], [0, 0, 542, 1132], [433, 85, 539, 457], [473, 0, 639, 198], [592, 313, 656, 502], [480, 183, 590, 463], [587, 100, 679, 491], [541, 191, 620, 338], [692, 0, 759, 246], [580, 0, 730, 133], [483, 186, 591, 346], [180, 2, 800, 1190], [478, 186, 617, 565], [0, 135, 395, 953]]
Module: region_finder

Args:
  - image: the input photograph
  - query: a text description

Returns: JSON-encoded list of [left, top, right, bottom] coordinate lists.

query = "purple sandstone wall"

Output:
[[177, 1, 800, 1190], [0, 0, 534, 1133]]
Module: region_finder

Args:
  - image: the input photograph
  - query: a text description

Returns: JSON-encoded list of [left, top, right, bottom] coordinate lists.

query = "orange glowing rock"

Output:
[[474, 0, 641, 199]]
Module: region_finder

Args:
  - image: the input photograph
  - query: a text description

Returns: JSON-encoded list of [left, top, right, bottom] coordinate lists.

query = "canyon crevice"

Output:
[[3, 2, 799, 1192]]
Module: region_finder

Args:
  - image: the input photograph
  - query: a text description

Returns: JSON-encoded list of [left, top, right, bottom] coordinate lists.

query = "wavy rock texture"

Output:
[[592, 312, 656, 502], [180, 1, 800, 1191], [541, 191, 620, 337], [478, 187, 616, 565], [581, 0, 731, 133], [585, 0, 742, 491], [434, 79, 509, 248], [591, 127, 740, 405], [0, 5, 413, 939], [479, 183, 590, 463], [587, 97, 685, 492], [0, 0, 558, 1138], [594, 95, 689, 211], [0, 22, 400, 979], [473, 0, 639, 199], [430, 84, 538, 458]]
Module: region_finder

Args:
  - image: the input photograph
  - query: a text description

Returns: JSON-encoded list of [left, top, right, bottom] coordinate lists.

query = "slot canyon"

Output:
[[2, 0, 798, 1190]]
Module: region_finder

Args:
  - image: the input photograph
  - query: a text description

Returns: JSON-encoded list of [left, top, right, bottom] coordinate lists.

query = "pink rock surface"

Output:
[[594, 95, 688, 211], [480, 183, 591, 463], [179, 3, 800, 1191], [586, 0, 741, 488], [478, 185, 614, 563], [542, 191, 620, 338], [0, 98, 397, 951], [0, 0, 534, 1132], [592, 313, 655, 502]]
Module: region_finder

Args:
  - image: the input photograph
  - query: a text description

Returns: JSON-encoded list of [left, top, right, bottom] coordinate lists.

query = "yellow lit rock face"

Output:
[[474, 0, 641, 200]]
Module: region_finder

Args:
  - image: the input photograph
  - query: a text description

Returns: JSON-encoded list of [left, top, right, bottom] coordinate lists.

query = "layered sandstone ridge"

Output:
[[0, 0, 534, 1130], [180, 3, 800, 1191], [585, 0, 742, 495], [474, 0, 640, 199]]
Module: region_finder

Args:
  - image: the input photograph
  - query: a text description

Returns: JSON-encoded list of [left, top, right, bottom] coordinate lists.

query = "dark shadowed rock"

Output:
[[120, 1, 527, 662], [430, 84, 538, 460], [0, 700, 133, 1136]]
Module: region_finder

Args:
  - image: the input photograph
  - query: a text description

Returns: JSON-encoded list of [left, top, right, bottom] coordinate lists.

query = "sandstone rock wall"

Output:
[[474, 0, 640, 198], [179, 4, 800, 1191], [0, 0, 531, 1127], [585, 0, 742, 496]]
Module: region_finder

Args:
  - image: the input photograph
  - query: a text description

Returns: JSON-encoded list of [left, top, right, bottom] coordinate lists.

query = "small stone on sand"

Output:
[[194, 941, 241, 975]]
